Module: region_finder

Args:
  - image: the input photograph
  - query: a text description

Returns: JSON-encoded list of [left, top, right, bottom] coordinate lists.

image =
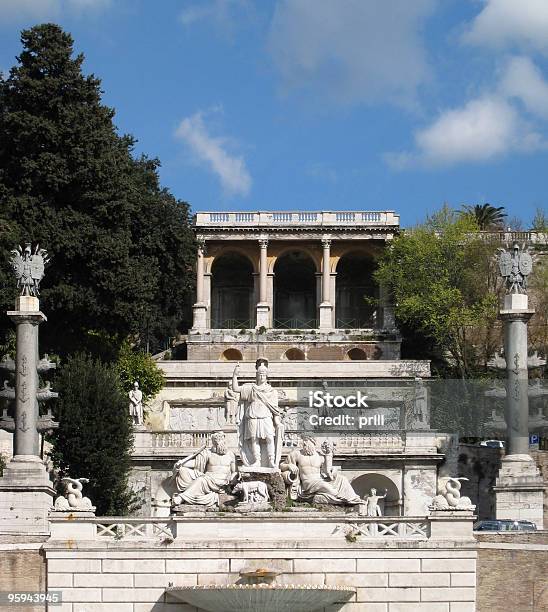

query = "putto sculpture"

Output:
[[232, 359, 284, 469], [53, 477, 95, 512], [172, 431, 237, 508], [10, 243, 49, 297], [363, 488, 388, 517], [498, 242, 533, 294], [281, 436, 361, 506]]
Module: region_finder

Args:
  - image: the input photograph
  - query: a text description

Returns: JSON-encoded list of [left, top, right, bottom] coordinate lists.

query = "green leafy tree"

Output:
[[49, 353, 136, 515], [116, 341, 164, 404], [531, 207, 548, 233], [0, 24, 195, 358], [460, 203, 506, 230], [376, 206, 501, 378]]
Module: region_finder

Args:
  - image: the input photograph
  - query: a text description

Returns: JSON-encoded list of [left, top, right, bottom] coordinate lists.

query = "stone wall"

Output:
[[476, 533, 548, 611], [0, 544, 46, 612], [42, 512, 477, 611]]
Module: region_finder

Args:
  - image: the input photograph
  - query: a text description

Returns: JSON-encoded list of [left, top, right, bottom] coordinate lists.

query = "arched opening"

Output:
[[346, 347, 367, 361], [211, 252, 254, 328], [336, 252, 377, 328], [284, 348, 306, 361], [221, 348, 243, 361], [274, 251, 316, 328], [351, 473, 401, 516]]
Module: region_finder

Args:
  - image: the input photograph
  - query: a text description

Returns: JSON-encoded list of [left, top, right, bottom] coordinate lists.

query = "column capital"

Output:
[[258, 237, 269, 249], [321, 236, 332, 248], [196, 238, 207, 253]]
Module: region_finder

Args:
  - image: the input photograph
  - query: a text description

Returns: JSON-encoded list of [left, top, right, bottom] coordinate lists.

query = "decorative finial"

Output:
[[10, 243, 49, 297]]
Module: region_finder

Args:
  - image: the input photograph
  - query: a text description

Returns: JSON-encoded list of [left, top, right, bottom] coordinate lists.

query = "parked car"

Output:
[[479, 440, 505, 449], [474, 519, 537, 531]]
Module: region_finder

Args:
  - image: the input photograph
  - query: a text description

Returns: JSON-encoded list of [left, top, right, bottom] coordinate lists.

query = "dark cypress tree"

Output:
[[49, 353, 135, 515], [0, 24, 194, 358]]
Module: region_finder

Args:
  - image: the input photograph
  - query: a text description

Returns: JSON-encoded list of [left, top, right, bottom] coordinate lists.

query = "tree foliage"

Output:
[[116, 341, 164, 404], [460, 203, 506, 230], [49, 353, 135, 515], [376, 206, 502, 378], [0, 24, 195, 358]]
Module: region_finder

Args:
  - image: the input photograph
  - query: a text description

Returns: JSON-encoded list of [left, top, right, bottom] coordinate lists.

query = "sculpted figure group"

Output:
[[171, 359, 363, 510]]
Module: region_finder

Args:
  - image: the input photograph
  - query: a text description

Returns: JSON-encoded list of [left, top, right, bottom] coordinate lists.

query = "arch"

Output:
[[351, 473, 401, 517], [346, 347, 367, 361], [273, 250, 317, 329], [284, 348, 306, 361], [206, 246, 258, 275], [336, 251, 377, 329], [211, 252, 254, 329], [221, 348, 243, 361], [268, 245, 320, 274]]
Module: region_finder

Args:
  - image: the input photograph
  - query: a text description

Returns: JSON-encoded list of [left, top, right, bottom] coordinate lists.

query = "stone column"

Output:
[[494, 292, 544, 528], [192, 239, 208, 332], [256, 238, 270, 329], [319, 237, 333, 330], [0, 295, 56, 534]]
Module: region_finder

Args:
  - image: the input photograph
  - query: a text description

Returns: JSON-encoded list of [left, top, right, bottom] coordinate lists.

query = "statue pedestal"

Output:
[[238, 467, 287, 510], [0, 455, 55, 534], [493, 455, 545, 529]]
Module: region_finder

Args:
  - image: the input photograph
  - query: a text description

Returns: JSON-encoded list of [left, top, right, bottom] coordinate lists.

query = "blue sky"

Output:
[[1, 0, 548, 227]]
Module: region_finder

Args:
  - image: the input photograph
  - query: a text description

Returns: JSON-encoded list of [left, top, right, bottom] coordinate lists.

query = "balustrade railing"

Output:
[[53, 516, 431, 541], [195, 211, 399, 227]]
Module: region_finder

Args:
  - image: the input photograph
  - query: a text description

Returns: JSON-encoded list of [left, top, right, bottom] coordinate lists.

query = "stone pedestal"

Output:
[[0, 455, 55, 534], [239, 467, 287, 510], [493, 456, 545, 528], [256, 303, 270, 329], [192, 303, 208, 332], [319, 303, 333, 330]]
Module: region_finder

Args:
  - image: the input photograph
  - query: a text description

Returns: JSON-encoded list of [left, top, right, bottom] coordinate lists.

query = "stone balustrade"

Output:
[[48, 512, 476, 542], [195, 210, 400, 228]]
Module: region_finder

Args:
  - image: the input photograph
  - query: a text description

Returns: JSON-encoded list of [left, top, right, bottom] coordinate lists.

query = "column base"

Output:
[[191, 303, 208, 333], [319, 303, 333, 330], [256, 303, 270, 329], [493, 455, 545, 529], [0, 455, 55, 534]]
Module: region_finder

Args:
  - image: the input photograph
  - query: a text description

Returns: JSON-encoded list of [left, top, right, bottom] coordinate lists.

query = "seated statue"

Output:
[[172, 431, 237, 508], [280, 436, 361, 506]]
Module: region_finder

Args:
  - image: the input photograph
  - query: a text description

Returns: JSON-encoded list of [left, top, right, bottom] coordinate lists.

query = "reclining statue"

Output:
[[172, 431, 238, 508], [280, 436, 361, 506]]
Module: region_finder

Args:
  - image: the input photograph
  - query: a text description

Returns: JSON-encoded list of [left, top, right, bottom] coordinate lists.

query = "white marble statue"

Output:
[[281, 436, 362, 505], [232, 359, 284, 468], [129, 381, 144, 426], [53, 477, 95, 512], [232, 480, 269, 504], [363, 488, 388, 516], [172, 431, 237, 508], [431, 477, 475, 510], [224, 381, 240, 425]]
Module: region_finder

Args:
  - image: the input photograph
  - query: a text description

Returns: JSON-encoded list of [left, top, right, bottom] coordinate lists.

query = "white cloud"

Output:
[[267, 0, 436, 107], [0, 0, 109, 23], [179, 0, 251, 30], [500, 56, 548, 119], [386, 96, 545, 169], [463, 0, 548, 53], [175, 111, 252, 197], [0, 0, 60, 22]]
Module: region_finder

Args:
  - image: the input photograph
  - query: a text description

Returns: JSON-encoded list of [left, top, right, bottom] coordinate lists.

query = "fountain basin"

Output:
[[168, 584, 355, 611]]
